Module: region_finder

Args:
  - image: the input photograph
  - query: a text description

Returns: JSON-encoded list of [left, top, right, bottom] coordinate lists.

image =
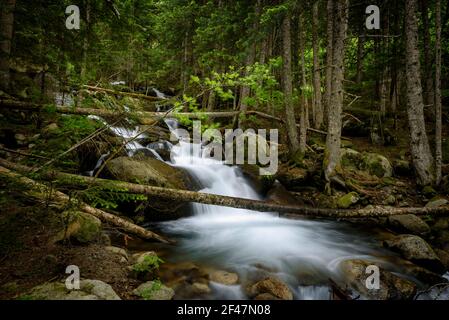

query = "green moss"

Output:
[[337, 192, 360, 209], [140, 280, 163, 300], [132, 254, 164, 274], [74, 212, 101, 243], [422, 185, 437, 197]]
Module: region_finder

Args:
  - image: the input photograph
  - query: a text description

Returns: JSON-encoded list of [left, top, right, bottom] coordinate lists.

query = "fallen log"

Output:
[[83, 85, 163, 102], [0, 165, 172, 244], [0, 99, 238, 122], [1, 158, 449, 219], [0, 99, 350, 139]]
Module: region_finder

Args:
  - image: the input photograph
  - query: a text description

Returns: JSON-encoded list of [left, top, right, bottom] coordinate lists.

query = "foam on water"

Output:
[[157, 118, 395, 299]]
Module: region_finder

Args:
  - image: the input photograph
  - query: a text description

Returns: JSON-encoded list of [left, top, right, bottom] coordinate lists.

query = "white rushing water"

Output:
[[88, 104, 402, 300], [156, 118, 394, 300]]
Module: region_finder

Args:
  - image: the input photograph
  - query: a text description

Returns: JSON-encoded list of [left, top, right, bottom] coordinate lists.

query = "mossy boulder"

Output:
[[339, 259, 416, 300], [246, 277, 293, 300], [239, 164, 275, 195], [106, 156, 194, 190], [23, 280, 121, 300], [393, 159, 412, 176], [360, 153, 393, 178], [387, 215, 430, 236], [341, 148, 363, 169], [426, 198, 448, 208], [275, 164, 308, 191], [341, 148, 393, 178], [337, 192, 360, 209], [422, 186, 437, 198], [383, 235, 445, 274], [129, 251, 164, 280], [51, 211, 101, 244], [132, 281, 174, 300]]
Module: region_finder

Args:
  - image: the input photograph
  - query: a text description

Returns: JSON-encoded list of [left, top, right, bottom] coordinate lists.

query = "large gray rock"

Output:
[[266, 181, 300, 206], [25, 280, 121, 300], [246, 277, 293, 300], [339, 259, 416, 300], [341, 148, 393, 178], [274, 165, 308, 191], [426, 198, 449, 208], [360, 153, 393, 178], [132, 281, 174, 300], [208, 269, 239, 285], [387, 215, 430, 236], [337, 192, 360, 209], [384, 235, 445, 273], [106, 156, 193, 190], [51, 211, 101, 244]]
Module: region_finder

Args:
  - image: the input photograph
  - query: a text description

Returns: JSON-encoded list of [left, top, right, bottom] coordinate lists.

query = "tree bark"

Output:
[[420, 0, 434, 107], [237, 0, 261, 127], [81, 0, 91, 79], [324, 0, 348, 192], [435, 0, 442, 185], [0, 99, 352, 140], [2, 159, 449, 219], [324, 0, 334, 124], [312, 1, 324, 129], [0, 0, 16, 91], [405, 0, 434, 186], [83, 85, 163, 101], [298, 12, 308, 155], [0, 165, 172, 244], [282, 11, 300, 154], [356, 33, 364, 84]]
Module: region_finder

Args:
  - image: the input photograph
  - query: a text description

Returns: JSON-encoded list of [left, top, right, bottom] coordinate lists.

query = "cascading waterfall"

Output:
[[87, 94, 410, 300], [157, 118, 398, 299]]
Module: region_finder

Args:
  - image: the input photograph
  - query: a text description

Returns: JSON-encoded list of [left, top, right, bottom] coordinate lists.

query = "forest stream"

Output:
[[96, 114, 441, 300]]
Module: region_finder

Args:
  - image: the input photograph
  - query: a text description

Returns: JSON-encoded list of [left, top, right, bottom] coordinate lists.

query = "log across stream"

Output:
[[91, 116, 424, 300]]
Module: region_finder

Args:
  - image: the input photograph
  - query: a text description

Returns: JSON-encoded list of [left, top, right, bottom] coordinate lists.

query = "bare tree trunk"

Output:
[[298, 12, 308, 155], [207, 91, 216, 112], [81, 0, 91, 79], [0, 0, 16, 91], [356, 33, 365, 84], [312, 1, 324, 129], [405, 0, 434, 186], [420, 0, 434, 108], [435, 0, 442, 185], [282, 11, 300, 154], [237, 0, 261, 127], [324, 0, 348, 193], [323, 0, 334, 125]]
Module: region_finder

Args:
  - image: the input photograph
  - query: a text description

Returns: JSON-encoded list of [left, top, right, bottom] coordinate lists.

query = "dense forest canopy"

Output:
[[1, 0, 449, 302]]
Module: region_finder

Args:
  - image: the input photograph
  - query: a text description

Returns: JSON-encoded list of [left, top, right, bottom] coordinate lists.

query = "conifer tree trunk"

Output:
[[324, 0, 334, 124], [323, 0, 348, 192], [405, 0, 435, 186], [298, 12, 308, 154], [0, 0, 16, 91], [435, 0, 442, 185], [420, 0, 434, 107], [282, 11, 300, 154], [238, 0, 261, 127], [312, 1, 323, 129]]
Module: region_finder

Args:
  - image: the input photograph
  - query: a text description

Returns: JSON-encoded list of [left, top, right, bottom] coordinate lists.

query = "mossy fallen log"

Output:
[[0, 164, 172, 244], [0, 99, 349, 139], [1, 159, 449, 219]]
